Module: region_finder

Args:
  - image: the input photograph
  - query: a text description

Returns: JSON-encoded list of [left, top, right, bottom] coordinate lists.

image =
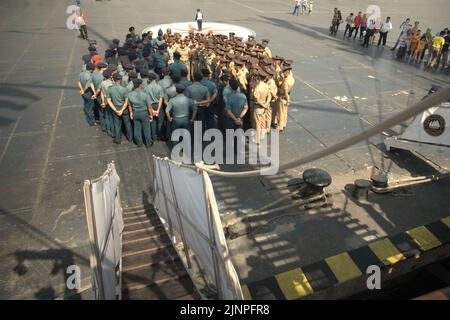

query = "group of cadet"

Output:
[[78, 26, 295, 148]]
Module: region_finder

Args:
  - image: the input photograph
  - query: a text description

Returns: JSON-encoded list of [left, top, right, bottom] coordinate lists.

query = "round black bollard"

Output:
[[371, 174, 388, 188], [302, 168, 332, 197], [353, 179, 372, 200]]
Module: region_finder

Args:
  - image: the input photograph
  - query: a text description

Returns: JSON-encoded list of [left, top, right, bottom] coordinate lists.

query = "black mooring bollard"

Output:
[[353, 179, 372, 200], [371, 174, 388, 188], [301, 168, 332, 197]]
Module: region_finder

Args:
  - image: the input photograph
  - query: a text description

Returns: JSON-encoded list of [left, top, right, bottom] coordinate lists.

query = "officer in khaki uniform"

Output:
[[262, 39, 272, 58], [276, 67, 295, 132], [265, 68, 278, 131], [252, 70, 271, 144], [236, 60, 248, 91]]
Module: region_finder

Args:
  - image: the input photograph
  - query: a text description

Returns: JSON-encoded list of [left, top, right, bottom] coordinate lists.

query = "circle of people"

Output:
[[329, 9, 449, 70], [78, 27, 295, 148]]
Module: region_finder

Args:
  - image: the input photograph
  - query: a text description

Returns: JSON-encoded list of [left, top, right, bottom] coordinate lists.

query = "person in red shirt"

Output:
[[351, 11, 362, 39]]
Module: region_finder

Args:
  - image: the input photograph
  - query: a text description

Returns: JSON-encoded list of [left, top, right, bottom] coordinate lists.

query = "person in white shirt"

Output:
[[391, 18, 412, 50], [308, 0, 313, 15], [301, 0, 308, 15], [292, 0, 301, 16], [378, 17, 392, 46], [195, 9, 203, 32], [75, 12, 88, 40]]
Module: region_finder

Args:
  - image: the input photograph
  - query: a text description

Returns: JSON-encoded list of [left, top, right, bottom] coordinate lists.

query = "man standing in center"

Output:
[[165, 84, 198, 147], [128, 79, 153, 148], [195, 9, 203, 32], [186, 72, 210, 132], [107, 73, 133, 144]]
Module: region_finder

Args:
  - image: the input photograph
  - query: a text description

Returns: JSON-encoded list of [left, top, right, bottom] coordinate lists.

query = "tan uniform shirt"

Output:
[[267, 78, 278, 100], [263, 47, 272, 58], [253, 81, 271, 108], [236, 67, 249, 89]]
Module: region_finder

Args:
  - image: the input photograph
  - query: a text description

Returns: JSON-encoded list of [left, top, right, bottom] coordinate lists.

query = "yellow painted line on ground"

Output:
[[369, 238, 405, 265], [275, 268, 313, 300], [442, 216, 450, 228], [407, 226, 442, 251], [241, 284, 252, 300], [325, 252, 362, 283]]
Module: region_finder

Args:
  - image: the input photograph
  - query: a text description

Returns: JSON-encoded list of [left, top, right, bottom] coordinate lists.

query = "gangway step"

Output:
[[121, 204, 200, 300]]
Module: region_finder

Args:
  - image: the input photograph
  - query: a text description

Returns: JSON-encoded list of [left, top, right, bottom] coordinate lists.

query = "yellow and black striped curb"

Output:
[[241, 216, 450, 300]]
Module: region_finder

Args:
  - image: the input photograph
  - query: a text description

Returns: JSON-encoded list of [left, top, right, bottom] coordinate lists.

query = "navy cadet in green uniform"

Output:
[[128, 26, 140, 44], [165, 75, 181, 102], [200, 68, 218, 129], [100, 69, 115, 137], [121, 63, 135, 88], [144, 73, 165, 141], [81, 54, 91, 72], [126, 72, 138, 92], [78, 62, 95, 125], [152, 29, 166, 49], [169, 51, 188, 78], [154, 44, 169, 77], [224, 78, 249, 129], [185, 72, 210, 132], [128, 78, 153, 148], [158, 67, 173, 92], [140, 69, 150, 89], [106, 73, 133, 144], [91, 62, 108, 132], [180, 68, 192, 89], [165, 84, 197, 147]]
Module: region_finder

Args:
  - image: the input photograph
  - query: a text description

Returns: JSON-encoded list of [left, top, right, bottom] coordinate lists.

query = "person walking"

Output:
[[343, 13, 355, 38], [301, 0, 308, 15], [308, 0, 313, 15], [75, 11, 88, 40], [292, 0, 301, 16], [378, 17, 392, 47], [195, 9, 203, 32], [330, 8, 342, 36], [351, 12, 362, 39]]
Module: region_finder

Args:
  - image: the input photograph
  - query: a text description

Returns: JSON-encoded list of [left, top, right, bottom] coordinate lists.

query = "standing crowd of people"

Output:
[[292, 0, 314, 16], [78, 26, 295, 149], [329, 8, 450, 72]]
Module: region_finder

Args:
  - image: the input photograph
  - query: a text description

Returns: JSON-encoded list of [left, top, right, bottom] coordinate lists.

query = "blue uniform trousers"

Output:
[[82, 92, 95, 125], [133, 109, 153, 147], [106, 106, 115, 137], [113, 109, 133, 144], [97, 97, 107, 132], [150, 104, 166, 140]]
